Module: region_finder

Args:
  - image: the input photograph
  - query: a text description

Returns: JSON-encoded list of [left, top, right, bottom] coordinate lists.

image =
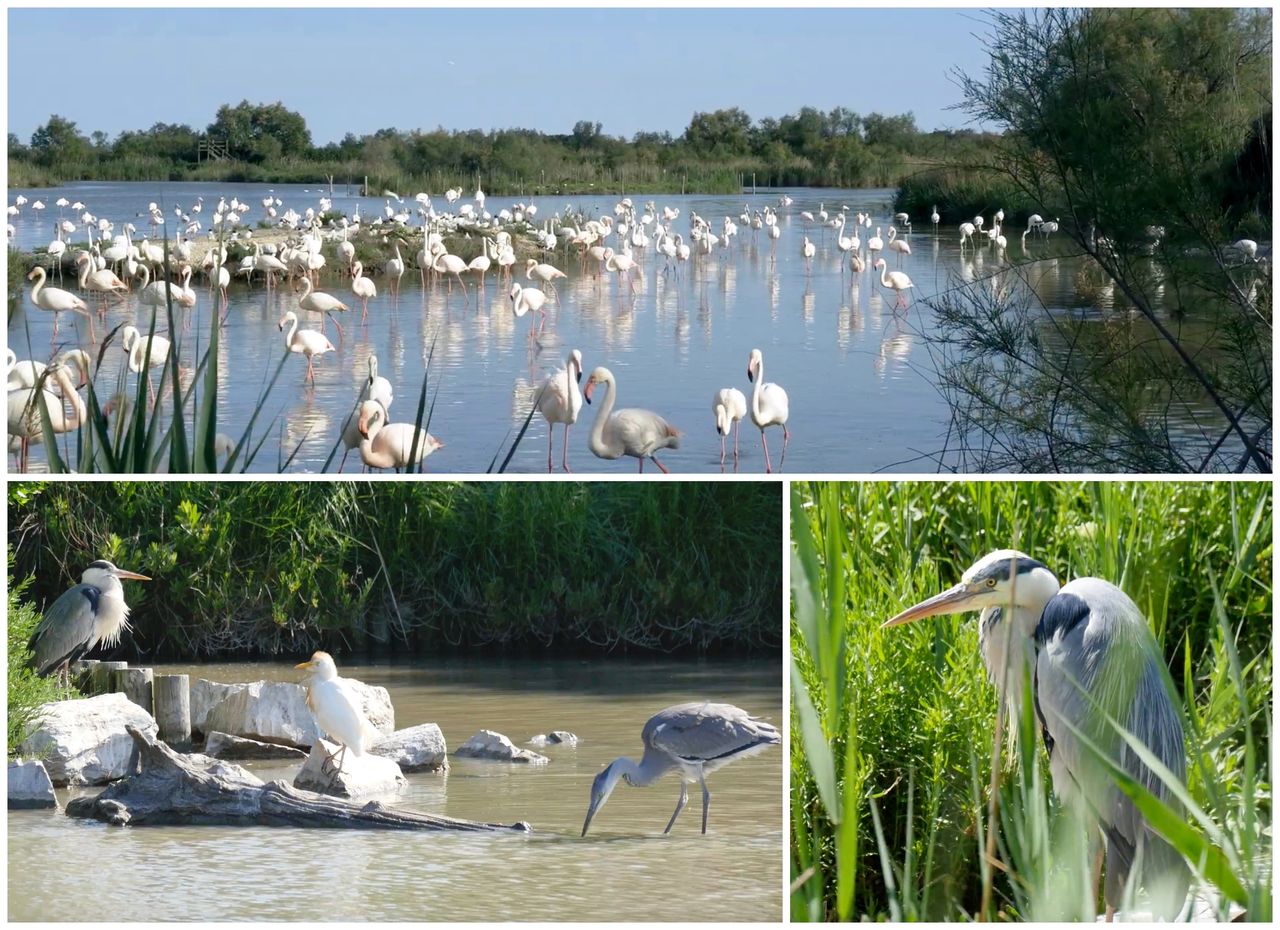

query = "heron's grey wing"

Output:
[[29, 584, 101, 676], [1035, 579, 1188, 915], [644, 702, 780, 763]]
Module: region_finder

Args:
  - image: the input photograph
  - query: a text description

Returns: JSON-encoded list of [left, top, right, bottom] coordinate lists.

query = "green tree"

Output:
[[684, 107, 753, 156], [30, 115, 91, 166], [207, 100, 311, 161]]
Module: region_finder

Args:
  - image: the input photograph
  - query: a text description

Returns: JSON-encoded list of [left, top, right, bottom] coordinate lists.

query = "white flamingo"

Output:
[[296, 277, 350, 336], [536, 349, 584, 472], [278, 311, 335, 383], [350, 261, 377, 321], [510, 283, 549, 337], [7, 359, 85, 471], [583, 366, 680, 473], [26, 267, 93, 340], [746, 348, 789, 474], [874, 258, 914, 309], [887, 227, 912, 266], [385, 240, 405, 295], [712, 386, 747, 466], [356, 399, 442, 471]]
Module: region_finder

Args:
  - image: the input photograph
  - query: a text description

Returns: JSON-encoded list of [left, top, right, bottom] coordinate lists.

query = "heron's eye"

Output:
[[986, 578, 997, 588]]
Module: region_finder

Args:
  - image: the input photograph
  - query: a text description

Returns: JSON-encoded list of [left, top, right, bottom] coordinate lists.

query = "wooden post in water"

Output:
[[91, 661, 129, 695], [115, 667, 154, 715], [154, 674, 191, 748]]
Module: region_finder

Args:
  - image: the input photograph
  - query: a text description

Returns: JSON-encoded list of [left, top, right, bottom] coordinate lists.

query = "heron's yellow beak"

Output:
[[882, 582, 977, 628], [295, 660, 316, 670], [116, 570, 151, 582]]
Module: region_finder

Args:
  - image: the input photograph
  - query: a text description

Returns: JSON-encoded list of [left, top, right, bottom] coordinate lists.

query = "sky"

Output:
[[8, 8, 995, 145]]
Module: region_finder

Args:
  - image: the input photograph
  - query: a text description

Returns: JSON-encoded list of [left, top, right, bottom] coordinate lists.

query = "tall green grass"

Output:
[[9, 482, 781, 659], [791, 481, 1271, 921]]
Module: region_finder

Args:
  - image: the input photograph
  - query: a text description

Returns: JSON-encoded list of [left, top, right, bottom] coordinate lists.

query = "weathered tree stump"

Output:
[[115, 668, 154, 715], [91, 661, 128, 695], [154, 674, 191, 748], [65, 726, 531, 833]]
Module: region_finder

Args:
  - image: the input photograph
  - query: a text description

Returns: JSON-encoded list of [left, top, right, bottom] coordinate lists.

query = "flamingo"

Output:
[[75, 253, 128, 311], [385, 240, 405, 295], [337, 356, 394, 473], [296, 277, 350, 336], [959, 222, 977, 248], [46, 230, 67, 282], [583, 366, 680, 473], [350, 261, 377, 321], [26, 267, 93, 340], [356, 398, 443, 471], [7, 349, 90, 391], [874, 258, 914, 309], [510, 283, 549, 337], [931, 205, 940, 233], [432, 251, 470, 305], [336, 225, 356, 276], [536, 349, 584, 472], [712, 387, 747, 466], [135, 264, 195, 322], [801, 236, 816, 273], [278, 311, 335, 383], [122, 325, 173, 403], [467, 244, 492, 292], [604, 248, 641, 294], [746, 349, 789, 474], [887, 227, 912, 266], [526, 259, 568, 300], [7, 359, 86, 471], [867, 227, 885, 263]]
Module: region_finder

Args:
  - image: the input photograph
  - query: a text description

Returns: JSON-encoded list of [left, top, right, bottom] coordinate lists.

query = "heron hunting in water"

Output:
[[883, 550, 1189, 921], [581, 701, 780, 837]]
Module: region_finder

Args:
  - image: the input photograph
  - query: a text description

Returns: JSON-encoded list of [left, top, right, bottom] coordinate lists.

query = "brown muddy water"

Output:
[[8, 657, 782, 921]]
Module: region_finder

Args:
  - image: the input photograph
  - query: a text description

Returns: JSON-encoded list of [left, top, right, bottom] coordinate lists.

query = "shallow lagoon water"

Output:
[[7, 181, 1233, 473], [7, 657, 782, 921]]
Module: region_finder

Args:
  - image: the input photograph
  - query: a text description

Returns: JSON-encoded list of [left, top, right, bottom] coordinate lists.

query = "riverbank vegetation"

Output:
[[791, 481, 1271, 921], [911, 8, 1272, 473], [8, 555, 79, 753], [9, 102, 998, 196], [8, 482, 781, 660]]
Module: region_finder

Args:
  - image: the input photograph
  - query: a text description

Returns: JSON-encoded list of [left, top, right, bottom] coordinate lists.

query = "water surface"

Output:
[[8, 656, 782, 921]]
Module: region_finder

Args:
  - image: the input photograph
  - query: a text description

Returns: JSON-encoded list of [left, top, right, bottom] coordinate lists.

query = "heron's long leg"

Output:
[[663, 781, 689, 834], [698, 769, 711, 835]]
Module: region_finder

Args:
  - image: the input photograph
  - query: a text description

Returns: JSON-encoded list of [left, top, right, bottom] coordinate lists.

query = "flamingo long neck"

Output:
[[880, 264, 892, 288], [565, 358, 580, 410], [284, 315, 299, 345], [30, 271, 45, 303], [751, 359, 767, 422], [53, 365, 85, 430], [588, 374, 619, 457], [138, 265, 151, 289]]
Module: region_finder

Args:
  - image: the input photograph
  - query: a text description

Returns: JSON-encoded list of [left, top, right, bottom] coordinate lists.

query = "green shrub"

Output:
[[8, 559, 79, 756]]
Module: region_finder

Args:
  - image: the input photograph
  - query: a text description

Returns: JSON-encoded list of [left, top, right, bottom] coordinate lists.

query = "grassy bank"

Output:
[[8, 482, 782, 660], [791, 481, 1271, 921], [893, 167, 1042, 228]]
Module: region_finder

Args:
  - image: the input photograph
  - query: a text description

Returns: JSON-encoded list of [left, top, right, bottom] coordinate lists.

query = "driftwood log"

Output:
[[65, 726, 530, 833]]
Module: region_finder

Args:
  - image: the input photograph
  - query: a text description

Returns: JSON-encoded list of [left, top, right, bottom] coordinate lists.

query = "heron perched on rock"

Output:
[[581, 701, 780, 837], [28, 560, 151, 681], [883, 550, 1189, 920], [295, 651, 381, 782]]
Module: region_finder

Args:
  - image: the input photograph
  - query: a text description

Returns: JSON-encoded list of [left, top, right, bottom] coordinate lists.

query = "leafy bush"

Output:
[[8, 560, 79, 756]]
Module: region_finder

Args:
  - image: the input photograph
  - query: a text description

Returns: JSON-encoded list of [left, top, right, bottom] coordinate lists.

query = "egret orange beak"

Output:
[[116, 570, 151, 582], [882, 582, 977, 628], [294, 660, 316, 670]]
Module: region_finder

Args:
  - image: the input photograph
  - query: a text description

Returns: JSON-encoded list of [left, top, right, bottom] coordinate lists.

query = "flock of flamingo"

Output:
[[7, 186, 1026, 474]]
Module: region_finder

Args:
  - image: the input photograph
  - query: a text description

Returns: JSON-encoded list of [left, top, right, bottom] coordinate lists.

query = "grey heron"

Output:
[[29, 560, 151, 679], [581, 701, 780, 837], [883, 549, 1189, 920]]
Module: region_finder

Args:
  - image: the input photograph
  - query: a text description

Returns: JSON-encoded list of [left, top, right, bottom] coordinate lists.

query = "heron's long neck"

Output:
[[612, 754, 668, 788], [588, 375, 617, 457], [979, 603, 1045, 718], [91, 580, 131, 650]]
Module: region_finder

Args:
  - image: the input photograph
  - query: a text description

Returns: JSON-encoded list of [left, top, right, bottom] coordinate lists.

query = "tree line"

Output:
[[8, 101, 999, 194]]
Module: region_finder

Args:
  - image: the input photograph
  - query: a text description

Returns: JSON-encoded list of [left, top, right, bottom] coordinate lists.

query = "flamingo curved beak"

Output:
[[583, 381, 595, 404]]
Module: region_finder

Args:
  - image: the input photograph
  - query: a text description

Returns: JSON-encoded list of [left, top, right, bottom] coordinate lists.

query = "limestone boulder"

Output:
[[293, 738, 406, 799], [18, 693, 158, 786], [8, 759, 57, 809], [204, 731, 308, 762], [199, 679, 395, 749], [456, 730, 549, 764], [190, 679, 241, 737], [371, 723, 448, 773]]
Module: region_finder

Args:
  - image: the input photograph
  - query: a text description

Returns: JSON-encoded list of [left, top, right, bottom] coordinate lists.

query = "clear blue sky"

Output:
[[9, 8, 994, 144]]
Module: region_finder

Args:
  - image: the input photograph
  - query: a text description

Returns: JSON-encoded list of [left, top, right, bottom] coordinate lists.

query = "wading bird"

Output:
[[746, 348, 789, 473], [583, 366, 680, 473], [29, 560, 151, 682], [874, 258, 914, 309], [295, 651, 381, 782], [278, 311, 335, 383], [356, 398, 443, 471], [581, 702, 779, 837], [712, 386, 747, 466], [536, 349, 584, 472], [882, 550, 1189, 921], [27, 267, 93, 340]]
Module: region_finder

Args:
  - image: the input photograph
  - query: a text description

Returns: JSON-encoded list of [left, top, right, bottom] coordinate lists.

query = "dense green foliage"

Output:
[[8, 482, 781, 659], [791, 481, 1271, 921], [7, 560, 79, 755], [9, 100, 998, 195]]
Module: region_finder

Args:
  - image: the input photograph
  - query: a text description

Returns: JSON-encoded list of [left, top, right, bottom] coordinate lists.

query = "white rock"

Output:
[[200, 679, 395, 749], [456, 730, 550, 764], [190, 679, 241, 737], [8, 759, 57, 809], [371, 723, 448, 772], [529, 730, 579, 747], [293, 738, 406, 798], [18, 693, 158, 786]]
